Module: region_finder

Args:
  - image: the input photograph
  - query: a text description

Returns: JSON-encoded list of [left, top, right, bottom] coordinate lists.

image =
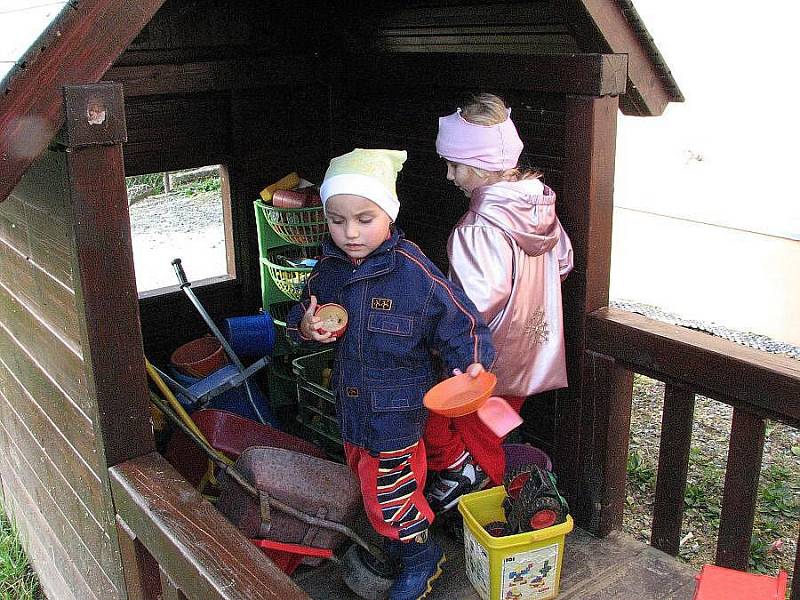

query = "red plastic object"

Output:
[[476, 396, 523, 436], [272, 189, 307, 208], [251, 538, 333, 575], [693, 565, 787, 600], [170, 336, 228, 378], [423, 371, 497, 417], [164, 409, 326, 486], [315, 303, 348, 337]]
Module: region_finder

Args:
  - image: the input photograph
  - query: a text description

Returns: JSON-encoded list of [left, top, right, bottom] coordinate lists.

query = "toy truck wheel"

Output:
[[484, 520, 512, 537], [503, 465, 535, 500], [516, 495, 564, 532]]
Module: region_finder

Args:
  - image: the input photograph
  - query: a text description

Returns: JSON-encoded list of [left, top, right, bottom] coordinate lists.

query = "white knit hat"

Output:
[[320, 148, 407, 221]]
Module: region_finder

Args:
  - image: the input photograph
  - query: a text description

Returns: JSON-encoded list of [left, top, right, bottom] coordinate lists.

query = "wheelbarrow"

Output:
[[147, 374, 396, 598]]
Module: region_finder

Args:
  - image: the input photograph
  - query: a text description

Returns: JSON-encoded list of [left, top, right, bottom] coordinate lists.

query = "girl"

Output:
[[424, 93, 574, 514]]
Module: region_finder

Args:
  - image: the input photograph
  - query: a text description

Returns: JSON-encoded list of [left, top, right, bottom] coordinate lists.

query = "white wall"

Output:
[[611, 0, 800, 345]]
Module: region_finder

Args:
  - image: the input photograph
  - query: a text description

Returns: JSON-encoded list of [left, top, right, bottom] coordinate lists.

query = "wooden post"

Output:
[[716, 408, 766, 570], [651, 384, 695, 554], [63, 82, 155, 467], [577, 350, 634, 535], [554, 93, 619, 523]]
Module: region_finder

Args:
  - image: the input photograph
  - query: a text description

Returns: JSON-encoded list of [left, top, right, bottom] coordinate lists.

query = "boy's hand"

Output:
[[300, 295, 337, 343], [452, 363, 486, 378]]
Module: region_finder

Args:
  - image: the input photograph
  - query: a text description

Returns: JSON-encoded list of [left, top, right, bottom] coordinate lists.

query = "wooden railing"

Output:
[[109, 452, 308, 600], [583, 307, 799, 598]]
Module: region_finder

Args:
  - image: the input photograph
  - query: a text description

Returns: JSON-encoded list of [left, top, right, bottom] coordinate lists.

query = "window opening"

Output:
[[126, 165, 233, 295]]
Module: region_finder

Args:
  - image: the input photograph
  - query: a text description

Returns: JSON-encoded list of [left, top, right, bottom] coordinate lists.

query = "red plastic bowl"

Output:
[[315, 303, 348, 337]]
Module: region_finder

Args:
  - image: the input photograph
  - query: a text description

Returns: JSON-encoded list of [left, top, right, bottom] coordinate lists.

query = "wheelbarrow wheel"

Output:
[[340, 544, 395, 600]]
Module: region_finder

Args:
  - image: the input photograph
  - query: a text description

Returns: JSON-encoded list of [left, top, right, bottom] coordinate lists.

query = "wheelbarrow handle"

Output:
[[171, 258, 190, 288]]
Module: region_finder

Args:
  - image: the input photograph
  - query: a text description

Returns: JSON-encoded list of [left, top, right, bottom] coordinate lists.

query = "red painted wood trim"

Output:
[[564, 0, 675, 116], [0, 0, 166, 202]]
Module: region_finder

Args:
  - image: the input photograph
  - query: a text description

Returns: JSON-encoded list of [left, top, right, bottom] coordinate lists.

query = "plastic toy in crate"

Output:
[[291, 349, 343, 459], [255, 198, 327, 247], [459, 486, 573, 600], [263, 245, 320, 301]]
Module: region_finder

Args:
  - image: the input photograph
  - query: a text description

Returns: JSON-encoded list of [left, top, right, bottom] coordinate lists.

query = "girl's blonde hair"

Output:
[[459, 93, 543, 182]]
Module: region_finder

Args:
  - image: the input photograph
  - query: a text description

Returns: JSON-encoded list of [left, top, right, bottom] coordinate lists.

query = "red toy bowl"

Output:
[[315, 303, 348, 337], [272, 189, 307, 208], [423, 371, 497, 417]]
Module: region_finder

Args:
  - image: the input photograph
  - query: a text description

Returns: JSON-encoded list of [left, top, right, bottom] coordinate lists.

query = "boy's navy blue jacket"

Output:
[[287, 229, 495, 452]]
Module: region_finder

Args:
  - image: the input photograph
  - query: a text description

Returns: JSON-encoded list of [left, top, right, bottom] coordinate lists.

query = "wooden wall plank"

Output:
[[0, 417, 121, 599], [0, 342, 96, 473], [0, 283, 90, 414], [0, 469, 82, 600], [348, 53, 627, 97], [0, 388, 108, 540]]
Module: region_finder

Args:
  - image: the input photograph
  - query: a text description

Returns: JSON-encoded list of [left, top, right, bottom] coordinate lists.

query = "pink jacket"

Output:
[[447, 179, 573, 397]]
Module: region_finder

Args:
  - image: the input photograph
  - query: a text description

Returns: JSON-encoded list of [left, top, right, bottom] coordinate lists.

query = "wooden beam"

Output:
[[104, 58, 326, 97], [110, 453, 307, 600], [350, 53, 627, 96], [562, 0, 675, 116], [586, 308, 800, 426], [0, 0, 167, 203], [64, 83, 155, 467], [552, 94, 619, 526]]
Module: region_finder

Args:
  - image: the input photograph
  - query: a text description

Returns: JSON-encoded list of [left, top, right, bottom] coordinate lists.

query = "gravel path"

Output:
[[129, 190, 225, 292]]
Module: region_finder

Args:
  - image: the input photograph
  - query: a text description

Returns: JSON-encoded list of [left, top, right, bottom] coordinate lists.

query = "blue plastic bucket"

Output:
[[222, 312, 276, 361]]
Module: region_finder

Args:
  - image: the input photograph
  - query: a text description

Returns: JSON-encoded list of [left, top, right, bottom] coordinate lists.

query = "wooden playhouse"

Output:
[[2, 1, 797, 599]]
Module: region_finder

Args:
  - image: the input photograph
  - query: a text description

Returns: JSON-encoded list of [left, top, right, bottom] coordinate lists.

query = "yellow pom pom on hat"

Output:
[[320, 148, 407, 221]]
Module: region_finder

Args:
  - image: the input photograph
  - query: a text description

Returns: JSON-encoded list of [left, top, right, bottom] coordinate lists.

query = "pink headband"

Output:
[[435, 108, 524, 171]]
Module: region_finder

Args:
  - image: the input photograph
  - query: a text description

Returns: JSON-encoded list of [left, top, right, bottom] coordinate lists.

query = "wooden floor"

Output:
[[295, 520, 699, 599]]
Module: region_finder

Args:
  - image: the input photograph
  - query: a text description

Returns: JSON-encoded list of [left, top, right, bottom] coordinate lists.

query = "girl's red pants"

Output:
[[423, 395, 525, 485]]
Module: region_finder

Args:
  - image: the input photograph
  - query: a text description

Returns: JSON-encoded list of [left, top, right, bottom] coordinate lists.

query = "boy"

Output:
[[287, 148, 494, 600]]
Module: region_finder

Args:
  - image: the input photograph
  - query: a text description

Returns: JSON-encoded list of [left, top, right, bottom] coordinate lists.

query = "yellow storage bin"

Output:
[[458, 485, 573, 600]]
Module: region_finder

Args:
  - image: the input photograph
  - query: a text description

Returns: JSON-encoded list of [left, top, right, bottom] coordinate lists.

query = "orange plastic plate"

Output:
[[423, 371, 497, 417]]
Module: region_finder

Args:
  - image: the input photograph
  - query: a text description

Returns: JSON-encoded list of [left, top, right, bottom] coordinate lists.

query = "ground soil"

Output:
[[625, 375, 798, 586]]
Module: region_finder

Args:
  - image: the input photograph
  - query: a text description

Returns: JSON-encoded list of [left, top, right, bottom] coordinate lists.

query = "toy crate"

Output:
[[254, 199, 327, 247], [291, 349, 344, 461], [263, 245, 319, 301], [693, 565, 787, 600], [458, 485, 574, 600]]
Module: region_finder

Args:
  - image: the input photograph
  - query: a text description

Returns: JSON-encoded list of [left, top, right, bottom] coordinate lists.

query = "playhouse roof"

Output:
[[0, 0, 682, 204]]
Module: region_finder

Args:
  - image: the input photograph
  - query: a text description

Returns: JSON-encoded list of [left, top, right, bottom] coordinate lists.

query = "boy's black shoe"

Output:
[[425, 453, 489, 514]]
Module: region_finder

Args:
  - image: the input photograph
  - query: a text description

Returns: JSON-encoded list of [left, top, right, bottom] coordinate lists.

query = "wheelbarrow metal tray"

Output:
[[217, 446, 362, 565]]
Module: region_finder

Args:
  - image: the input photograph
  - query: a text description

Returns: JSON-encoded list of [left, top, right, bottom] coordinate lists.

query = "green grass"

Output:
[[0, 507, 41, 600]]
